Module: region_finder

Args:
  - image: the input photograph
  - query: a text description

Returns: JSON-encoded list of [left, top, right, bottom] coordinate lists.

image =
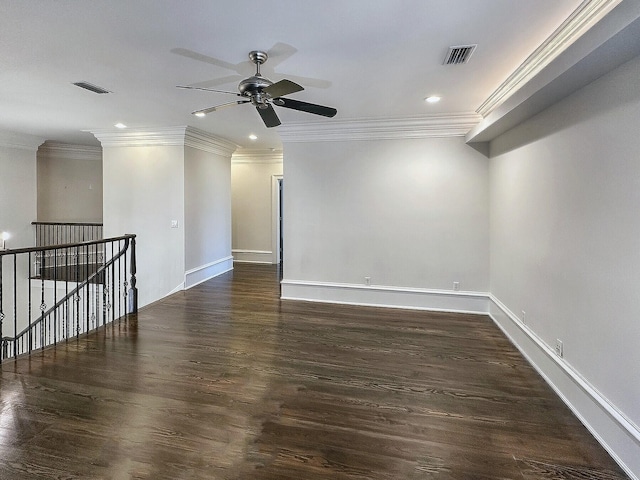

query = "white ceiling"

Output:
[[0, 0, 584, 149]]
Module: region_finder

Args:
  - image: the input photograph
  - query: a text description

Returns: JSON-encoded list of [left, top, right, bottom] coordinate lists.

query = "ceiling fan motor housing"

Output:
[[238, 75, 273, 97]]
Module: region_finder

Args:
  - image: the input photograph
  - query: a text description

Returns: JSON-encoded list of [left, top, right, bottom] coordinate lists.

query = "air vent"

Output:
[[73, 81, 111, 94], [443, 45, 477, 65]]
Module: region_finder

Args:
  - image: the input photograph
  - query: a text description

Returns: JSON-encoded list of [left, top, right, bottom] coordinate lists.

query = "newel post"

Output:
[[128, 236, 138, 314], [0, 254, 4, 361]]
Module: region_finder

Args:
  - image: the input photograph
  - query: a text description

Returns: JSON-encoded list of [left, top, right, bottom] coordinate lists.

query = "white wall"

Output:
[[184, 145, 233, 288], [231, 151, 283, 264], [37, 142, 103, 222], [281, 136, 490, 312], [489, 53, 640, 477], [97, 127, 236, 306], [0, 131, 41, 336], [102, 144, 186, 307], [0, 133, 40, 248]]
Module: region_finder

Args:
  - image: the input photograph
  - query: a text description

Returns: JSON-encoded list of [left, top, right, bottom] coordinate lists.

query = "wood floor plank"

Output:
[[0, 263, 629, 479]]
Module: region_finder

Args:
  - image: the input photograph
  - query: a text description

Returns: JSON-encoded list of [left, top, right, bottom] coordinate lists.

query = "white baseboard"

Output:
[[489, 295, 640, 480], [232, 249, 273, 264], [167, 282, 185, 296], [184, 256, 234, 290], [281, 279, 490, 314]]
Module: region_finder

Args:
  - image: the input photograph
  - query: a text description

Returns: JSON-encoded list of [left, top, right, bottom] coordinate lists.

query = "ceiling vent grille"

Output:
[[73, 81, 111, 94], [443, 45, 477, 65]]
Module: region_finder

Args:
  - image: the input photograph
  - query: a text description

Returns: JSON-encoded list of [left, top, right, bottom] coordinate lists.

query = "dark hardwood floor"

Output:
[[0, 263, 628, 479]]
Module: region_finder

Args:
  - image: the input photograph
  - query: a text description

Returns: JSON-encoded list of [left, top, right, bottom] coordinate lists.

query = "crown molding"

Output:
[[184, 127, 238, 157], [232, 148, 283, 164], [38, 141, 102, 162], [278, 113, 481, 143], [477, 0, 623, 117], [91, 126, 190, 147], [0, 131, 45, 151], [91, 126, 237, 156]]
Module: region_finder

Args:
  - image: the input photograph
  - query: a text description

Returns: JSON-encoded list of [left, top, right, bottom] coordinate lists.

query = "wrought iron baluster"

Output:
[[110, 241, 115, 323], [102, 245, 106, 327], [40, 248, 46, 351], [121, 240, 126, 322], [13, 254, 17, 358], [75, 244, 80, 338], [28, 251, 32, 354], [65, 247, 69, 341], [85, 244, 90, 334], [92, 243, 98, 330], [53, 247, 58, 346]]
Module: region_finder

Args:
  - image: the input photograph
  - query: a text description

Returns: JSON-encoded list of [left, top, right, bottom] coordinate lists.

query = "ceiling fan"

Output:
[[177, 50, 337, 128]]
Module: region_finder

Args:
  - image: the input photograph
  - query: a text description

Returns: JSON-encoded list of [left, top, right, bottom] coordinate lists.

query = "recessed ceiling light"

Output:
[[425, 96, 441, 104], [194, 111, 206, 118], [249, 134, 258, 141], [114, 122, 127, 129]]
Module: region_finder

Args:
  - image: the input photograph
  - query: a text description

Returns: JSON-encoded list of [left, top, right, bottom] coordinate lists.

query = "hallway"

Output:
[[0, 263, 627, 479]]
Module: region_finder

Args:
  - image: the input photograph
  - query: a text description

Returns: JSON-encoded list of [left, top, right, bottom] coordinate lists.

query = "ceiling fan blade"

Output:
[[193, 100, 249, 115], [256, 104, 281, 128], [277, 73, 332, 90], [171, 48, 240, 72], [263, 79, 304, 98], [265, 42, 298, 68], [177, 85, 241, 96], [188, 75, 243, 89], [273, 97, 337, 118]]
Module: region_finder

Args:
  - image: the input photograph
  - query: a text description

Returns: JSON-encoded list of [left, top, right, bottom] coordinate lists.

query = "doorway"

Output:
[[272, 175, 283, 267], [278, 177, 283, 265]]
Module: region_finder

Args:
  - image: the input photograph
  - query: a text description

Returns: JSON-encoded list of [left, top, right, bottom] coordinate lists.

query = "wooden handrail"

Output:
[[0, 234, 135, 257], [31, 221, 103, 227]]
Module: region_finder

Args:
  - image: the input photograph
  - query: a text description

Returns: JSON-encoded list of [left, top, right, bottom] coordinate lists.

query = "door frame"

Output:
[[271, 175, 283, 265]]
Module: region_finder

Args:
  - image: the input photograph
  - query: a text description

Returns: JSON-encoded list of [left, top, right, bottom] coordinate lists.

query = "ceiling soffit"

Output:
[[477, 0, 623, 117]]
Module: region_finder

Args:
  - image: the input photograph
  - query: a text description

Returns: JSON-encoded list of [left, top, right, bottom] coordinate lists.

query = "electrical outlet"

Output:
[[453, 281, 460, 291], [521, 310, 526, 324], [555, 339, 563, 358], [364, 276, 371, 286]]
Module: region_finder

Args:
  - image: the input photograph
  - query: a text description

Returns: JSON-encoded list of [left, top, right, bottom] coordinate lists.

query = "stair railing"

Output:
[[0, 234, 137, 362], [32, 221, 103, 246]]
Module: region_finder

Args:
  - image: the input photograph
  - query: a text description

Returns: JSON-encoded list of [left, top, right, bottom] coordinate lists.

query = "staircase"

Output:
[[0, 223, 137, 361]]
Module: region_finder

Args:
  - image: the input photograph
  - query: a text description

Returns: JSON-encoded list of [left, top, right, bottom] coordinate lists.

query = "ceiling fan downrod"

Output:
[[249, 50, 268, 75], [238, 50, 274, 104]]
